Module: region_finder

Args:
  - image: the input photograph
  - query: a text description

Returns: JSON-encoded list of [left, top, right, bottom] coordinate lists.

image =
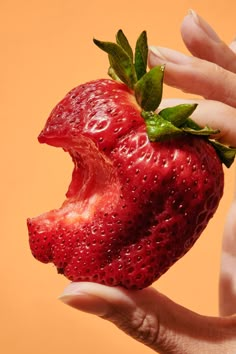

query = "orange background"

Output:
[[1, 1, 236, 353]]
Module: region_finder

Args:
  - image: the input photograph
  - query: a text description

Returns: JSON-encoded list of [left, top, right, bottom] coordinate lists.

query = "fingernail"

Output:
[[59, 283, 110, 317], [149, 46, 191, 65], [188, 9, 221, 43]]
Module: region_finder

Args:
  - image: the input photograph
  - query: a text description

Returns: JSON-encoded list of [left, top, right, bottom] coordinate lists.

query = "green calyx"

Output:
[[93, 30, 236, 168], [93, 30, 163, 111]]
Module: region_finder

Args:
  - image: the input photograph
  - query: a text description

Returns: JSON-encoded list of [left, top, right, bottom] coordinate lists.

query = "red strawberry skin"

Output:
[[28, 78, 224, 289]]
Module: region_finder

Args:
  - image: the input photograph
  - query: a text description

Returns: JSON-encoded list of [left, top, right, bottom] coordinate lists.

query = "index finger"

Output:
[[148, 47, 236, 108]]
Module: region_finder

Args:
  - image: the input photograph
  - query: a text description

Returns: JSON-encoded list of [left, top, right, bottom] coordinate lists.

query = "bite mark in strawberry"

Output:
[[27, 31, 236, 289]]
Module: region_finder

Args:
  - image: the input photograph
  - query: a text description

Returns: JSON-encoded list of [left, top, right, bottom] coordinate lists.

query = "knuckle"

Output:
[[103, 308, 160, 348], [134, 312, 160, 347], [204, 64, 236, 107], [204, 64, 224, 99], [124, 310, 160, 347]]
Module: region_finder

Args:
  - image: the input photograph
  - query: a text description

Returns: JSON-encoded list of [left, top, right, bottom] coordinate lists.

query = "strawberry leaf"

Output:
[[108, 67, 122, 82], [93, 38, 137, 88], [182, 117, 202, 130], [134, 65, 165, 111], [116, 30, 133, 61], [159, 104, 198, 127], [209, 140, 236, 168], [134, 31, 148, 80], [182, 125, 220, 136], [159, 104, 219, 136], [142, 111, 182, 141], [182, 117, 219, 135]]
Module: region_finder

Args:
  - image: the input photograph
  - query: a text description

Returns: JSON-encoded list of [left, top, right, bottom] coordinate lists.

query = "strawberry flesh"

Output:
[[28, 79, 224, 289]]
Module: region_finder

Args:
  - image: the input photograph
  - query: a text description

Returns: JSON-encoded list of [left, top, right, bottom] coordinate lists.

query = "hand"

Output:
[[148, 11, 236, 147], [59, 282, 236, 353], [148, 9, 236, 318], [59, 11, 236, 353]]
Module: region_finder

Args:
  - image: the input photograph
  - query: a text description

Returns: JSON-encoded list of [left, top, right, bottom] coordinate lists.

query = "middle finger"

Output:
[[148, 47, 236, 108], [180, 11, 236, 74]]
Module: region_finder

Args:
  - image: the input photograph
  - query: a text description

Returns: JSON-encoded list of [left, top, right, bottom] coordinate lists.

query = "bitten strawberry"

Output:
[[27, 31, 236, 289]]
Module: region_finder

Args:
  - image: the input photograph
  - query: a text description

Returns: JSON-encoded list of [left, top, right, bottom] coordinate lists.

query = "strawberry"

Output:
[[27, 31, 236, 289]]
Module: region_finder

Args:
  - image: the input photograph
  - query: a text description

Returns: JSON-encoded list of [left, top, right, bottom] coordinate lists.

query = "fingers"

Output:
[[59, 282, 161, 348], [220, 200, 236, 316], [229, 39, 236, 53], [180, 10, 236, 73], [60, 282, 161, 348], [59, 282, 236, 353], [148, 10, 236, 108], [159, 98, 236, 147], [148, 46, 236, 108]]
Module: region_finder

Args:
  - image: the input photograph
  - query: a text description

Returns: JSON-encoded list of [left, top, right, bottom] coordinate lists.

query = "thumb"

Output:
[[59, 282, 236, 353]]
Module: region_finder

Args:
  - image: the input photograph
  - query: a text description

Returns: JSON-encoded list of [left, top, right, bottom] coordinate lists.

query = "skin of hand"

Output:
[[59, 10, 236, 354], [148, 9, 236, 319]]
